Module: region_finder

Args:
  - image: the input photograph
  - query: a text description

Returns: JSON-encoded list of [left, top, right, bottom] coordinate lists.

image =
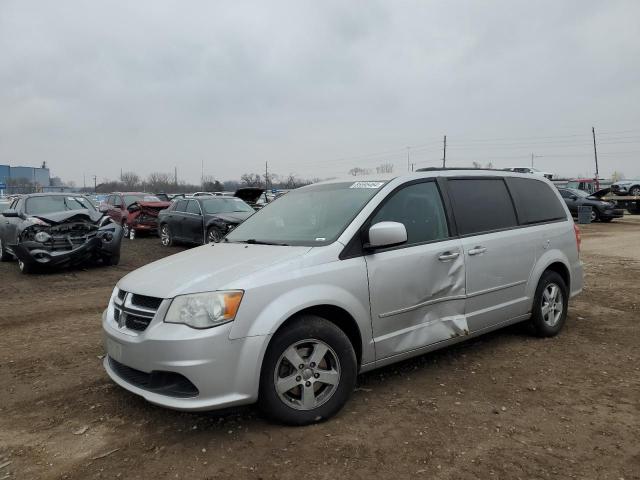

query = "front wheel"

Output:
[[630, 186, 640, 197], [259, 315, 357, 425], [122, 222, 130, 239], [0, 238, 12, 262], [529, 271, 569, 337], [206, 226, 223, 243], [18, 259, 35, 274]]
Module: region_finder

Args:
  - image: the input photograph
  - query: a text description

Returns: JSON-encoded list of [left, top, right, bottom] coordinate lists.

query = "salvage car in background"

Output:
[[0, 193, 122, 273], [557, 187, 624, 222], [611, 179, 640, 197], [234, 187, 266, 209], [158, 196, 255, 245], [100, 192, 171, 238]]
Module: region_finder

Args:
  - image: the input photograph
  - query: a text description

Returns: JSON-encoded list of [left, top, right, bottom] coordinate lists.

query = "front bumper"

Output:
[[12, 227, 122, 269], [600, 208, 625, 219], [102, 309, 269, 411]]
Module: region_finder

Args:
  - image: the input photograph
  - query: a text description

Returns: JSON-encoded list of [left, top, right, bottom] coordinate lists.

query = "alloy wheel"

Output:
[[160, 225, 170, 246], [631, 187, 640, 196], [541, 283, 563, 327], [274, 339, 341, 411], [207, 228, 222, 243], [122, 223, 130, 238]]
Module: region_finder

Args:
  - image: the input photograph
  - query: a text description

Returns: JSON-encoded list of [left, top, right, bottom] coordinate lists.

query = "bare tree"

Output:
[[121, 172, 140, 189], [611, 171, 625, 182], [240, 173, 263, 187], [472, 161, 482, 169], [348, 167, 372, 176], [376, 163, 394, 174]]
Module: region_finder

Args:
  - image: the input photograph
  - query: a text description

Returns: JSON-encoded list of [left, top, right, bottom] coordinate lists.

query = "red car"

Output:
[[100, 192, 171, 237]]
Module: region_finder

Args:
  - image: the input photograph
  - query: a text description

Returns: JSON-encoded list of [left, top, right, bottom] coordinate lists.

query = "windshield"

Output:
[[25, 196, 96, 215], [123, 194, 161, 207], [226, 181, 387, 246], [202, 198, 254, 214]]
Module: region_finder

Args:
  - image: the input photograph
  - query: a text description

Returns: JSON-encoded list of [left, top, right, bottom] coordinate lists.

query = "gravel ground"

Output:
[[0, 218, 639, 480]]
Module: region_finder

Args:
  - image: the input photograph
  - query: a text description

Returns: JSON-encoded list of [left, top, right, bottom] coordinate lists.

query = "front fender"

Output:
[[229, 284, 374, 364]]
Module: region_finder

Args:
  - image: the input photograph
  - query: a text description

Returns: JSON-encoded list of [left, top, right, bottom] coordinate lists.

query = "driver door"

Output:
[[364, 180, 467, 360]]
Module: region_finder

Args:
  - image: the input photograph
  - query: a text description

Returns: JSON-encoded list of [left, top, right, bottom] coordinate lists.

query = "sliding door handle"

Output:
[[468, 246, 487, 256], [438, 251, 460, 261]]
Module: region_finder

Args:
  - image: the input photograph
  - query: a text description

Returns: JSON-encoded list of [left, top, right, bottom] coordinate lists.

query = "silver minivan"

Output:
[[103, 170, 583, 425]]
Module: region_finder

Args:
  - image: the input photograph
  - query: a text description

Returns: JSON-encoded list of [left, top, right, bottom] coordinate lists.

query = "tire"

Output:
[[206, 226, 223, 244], [160, 224, 173, 247], [0, 238, 12, 262], [529, 271, 569, 337], [122, 222, 130, 239], [18, 258, 35, 274], [259, 315, 357, 426], [630, 186, 640, 197], [105, 253, 120, 266], [590, 209, 599, 222], [600, 218, 613, 223], [628, 206, 640, 215]]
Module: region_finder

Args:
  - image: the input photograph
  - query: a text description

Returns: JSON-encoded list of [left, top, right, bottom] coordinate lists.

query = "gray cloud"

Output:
[[1, 0, 639, 185]]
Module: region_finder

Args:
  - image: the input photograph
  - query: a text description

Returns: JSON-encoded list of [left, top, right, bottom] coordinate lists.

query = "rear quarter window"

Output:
[[446, 178, 518, 235], [506, 177, 567, 224]]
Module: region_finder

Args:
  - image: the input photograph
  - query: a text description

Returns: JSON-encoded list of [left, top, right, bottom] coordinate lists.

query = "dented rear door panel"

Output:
[[365, 238, 466, 360]]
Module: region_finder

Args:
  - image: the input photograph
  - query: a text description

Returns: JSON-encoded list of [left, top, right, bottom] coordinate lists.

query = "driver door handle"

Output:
[[468, 246, 487, 256], [438, 251, 460, 261]]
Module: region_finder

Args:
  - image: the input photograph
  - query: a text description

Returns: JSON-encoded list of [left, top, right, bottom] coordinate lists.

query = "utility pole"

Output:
[[92, 175, 97, 193], [83, 174, 86, 191], [442, 135, 447, 168], [265, 161, 269, 191], [592, 126, 600, 190], [406, 147, 410, 172], [201, 159, 204, 188], [531, 153, 543, 168], [174, 166, 178, 186]]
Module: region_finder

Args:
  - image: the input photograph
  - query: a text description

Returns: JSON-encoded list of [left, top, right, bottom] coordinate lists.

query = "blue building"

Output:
[[0, 164, 51, 189]]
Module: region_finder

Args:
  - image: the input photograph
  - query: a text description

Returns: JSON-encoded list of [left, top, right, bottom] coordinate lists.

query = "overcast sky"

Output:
[[1, 0, 639, 185]]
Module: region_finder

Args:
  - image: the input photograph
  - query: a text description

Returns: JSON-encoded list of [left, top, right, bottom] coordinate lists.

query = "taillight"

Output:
[[574, 224, 581, 253]]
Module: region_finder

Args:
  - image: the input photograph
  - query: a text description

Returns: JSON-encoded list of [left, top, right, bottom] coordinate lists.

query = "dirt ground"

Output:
[[1, 218, 639, 480]]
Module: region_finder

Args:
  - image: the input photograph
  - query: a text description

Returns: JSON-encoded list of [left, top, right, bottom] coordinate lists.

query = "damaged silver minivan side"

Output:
[[103, 170, 583, 425]]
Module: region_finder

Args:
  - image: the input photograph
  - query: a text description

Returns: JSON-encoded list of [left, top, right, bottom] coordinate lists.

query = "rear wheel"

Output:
[[160, 224, 173, 246], [259, 315, 357, 425], [529, 271, 568, 337], [630, 186, 640, 196], [0, 238, 12, 262]]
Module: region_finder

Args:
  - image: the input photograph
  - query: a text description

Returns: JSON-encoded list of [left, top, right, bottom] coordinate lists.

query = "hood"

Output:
[[31, 209, 103, 225], [207, 211, 253, 224], [118, 243, 312, 298], [590, 188, 610, 199], [234, 187, 265, 204]]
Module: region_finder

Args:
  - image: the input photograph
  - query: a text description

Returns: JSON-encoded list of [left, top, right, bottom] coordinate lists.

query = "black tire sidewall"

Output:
[[207, 226, 222, 243], [530, 271, 569, 337], [259, 315, 357, 425]]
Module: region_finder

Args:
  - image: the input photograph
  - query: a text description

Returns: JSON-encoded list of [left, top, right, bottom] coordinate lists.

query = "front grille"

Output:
[[131, 294, 163, 310], [113, 290, 163, 332], [108, 357, 199, 398]]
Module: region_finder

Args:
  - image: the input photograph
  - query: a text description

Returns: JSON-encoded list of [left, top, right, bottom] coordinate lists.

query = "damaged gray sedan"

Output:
[[0, 193, 122, 273]]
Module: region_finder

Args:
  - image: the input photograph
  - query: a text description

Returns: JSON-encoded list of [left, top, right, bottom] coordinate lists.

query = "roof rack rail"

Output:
[[415, 167, 508, 172]]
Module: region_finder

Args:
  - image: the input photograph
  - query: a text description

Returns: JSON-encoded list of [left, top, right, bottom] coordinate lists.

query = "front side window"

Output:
[[447, 178, 518, 235], [226, 181, 387, 246], [174, 200, 188, 212], [25, 196, 96, 215], [370, 181, 448, 245]]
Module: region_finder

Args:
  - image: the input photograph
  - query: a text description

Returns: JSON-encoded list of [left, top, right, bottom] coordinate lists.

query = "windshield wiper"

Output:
[[226, 238, 289, 246]]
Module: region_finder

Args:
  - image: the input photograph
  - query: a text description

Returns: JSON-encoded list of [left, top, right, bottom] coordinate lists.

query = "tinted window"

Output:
[[447, 178, 518, 235], [174, 200, 188, 212], [558, 189, 572, 198], [112, 196, 123, 207], [370, 182, 448, 245], [506, 177, 567, 224], [186, 200, 201, 215]]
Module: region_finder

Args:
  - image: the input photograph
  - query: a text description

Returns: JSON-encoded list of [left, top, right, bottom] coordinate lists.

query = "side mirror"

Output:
[[366, 221, 407, 250], [2, 209, 19, 218]]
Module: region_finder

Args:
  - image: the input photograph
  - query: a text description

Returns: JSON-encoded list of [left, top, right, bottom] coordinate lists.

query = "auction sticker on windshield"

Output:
[[350, 181, 384, 189]]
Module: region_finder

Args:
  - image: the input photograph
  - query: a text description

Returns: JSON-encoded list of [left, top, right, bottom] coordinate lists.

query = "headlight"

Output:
[[34, 231, 51, 243], [164, 291, 244, 329], [26, 217, 50, 227]]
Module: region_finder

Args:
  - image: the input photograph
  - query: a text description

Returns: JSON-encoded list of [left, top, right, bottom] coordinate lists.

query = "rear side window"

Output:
[[174, 200, 188, 212], [447, 179, 518, 235], [506, 177, 567, 224], [186, 200, 201, 215]]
